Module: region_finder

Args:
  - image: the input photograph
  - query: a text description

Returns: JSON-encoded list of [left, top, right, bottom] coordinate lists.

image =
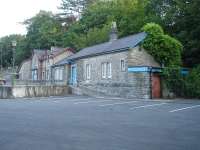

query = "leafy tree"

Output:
[[61, 0, 150, 50], [24, 11, 63, 50], [142, 23, 182, 67], [63, 24, 110, 50], [184, 66, 200, 98], [58, 0, 96, 27], [146, 0, 200, 67], [0, 35, 26, 67]]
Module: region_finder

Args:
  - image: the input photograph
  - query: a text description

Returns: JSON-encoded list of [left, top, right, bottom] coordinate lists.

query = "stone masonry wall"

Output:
[[0, 85, 69, 99], [73, 46, 157, 99]]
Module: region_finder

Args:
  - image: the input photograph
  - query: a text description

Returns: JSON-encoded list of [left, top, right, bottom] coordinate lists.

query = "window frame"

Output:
[[120, 59, 126, 71], [101, 62, 112, 79], [107, 62, 112, 79], [86, 64, 91, 80], [101, 62, 106, 79]]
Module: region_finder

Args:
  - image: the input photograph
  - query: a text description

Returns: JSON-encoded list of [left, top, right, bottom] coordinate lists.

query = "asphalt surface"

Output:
[[0, 96, 200, 150]]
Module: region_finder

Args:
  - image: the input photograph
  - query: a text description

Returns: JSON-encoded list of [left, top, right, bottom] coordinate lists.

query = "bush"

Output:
[[141, 23, 183, 67], [141, 23, 185, 97], [141, 23, 164, 35], [184, 66, 200, 98]]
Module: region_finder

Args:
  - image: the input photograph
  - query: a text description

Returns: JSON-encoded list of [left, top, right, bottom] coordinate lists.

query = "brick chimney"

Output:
[[109, 22, 118, 42]]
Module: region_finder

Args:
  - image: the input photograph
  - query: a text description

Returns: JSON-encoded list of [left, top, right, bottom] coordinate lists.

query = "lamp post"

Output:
[[12, 40, 17, 70], [11, 40, 17, 86]]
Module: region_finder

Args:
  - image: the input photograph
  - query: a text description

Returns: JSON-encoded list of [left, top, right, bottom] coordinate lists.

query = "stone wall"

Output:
[[128, 47, 160, 67], [76, 51, 128, 85], [71, 72, 151, 99], [72, 46, 157, 99], [0, 85, 69, 99]]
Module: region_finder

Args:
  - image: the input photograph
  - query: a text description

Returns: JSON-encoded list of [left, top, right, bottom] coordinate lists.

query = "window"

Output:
[[42, 71, 45, 80], [101, 63, 106, 79], [55, 68, 63, 81], [59, 68, 63, 80], [86, 64, 91, 80], [120, 59, 126, 71], [32, 70, 38, 80], [107, 62, 112, 78], [101, 62, 112, 79], [46, 70, 50, 80]]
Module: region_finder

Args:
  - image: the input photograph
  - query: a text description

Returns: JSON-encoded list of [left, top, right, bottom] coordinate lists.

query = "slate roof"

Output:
[[53, 58, 70, 67], [53, 32, 147, 67]]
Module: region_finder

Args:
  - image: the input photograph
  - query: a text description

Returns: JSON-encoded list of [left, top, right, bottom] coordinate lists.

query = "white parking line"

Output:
[[99, 101, 138, 107], [52, 98, 94, 103], [74, 100, 114, 104], [169, 105, 200, 113], [130, 103, 167, 110]]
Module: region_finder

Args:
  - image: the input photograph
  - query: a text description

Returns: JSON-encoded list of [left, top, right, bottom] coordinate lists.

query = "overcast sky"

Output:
[[0, 0, 61, 37]]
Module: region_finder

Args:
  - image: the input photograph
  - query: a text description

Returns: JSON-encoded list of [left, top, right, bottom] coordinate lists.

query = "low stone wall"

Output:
[[0, 85, 69, 99], [71, 82, 151, 99], [72, 72, 151, 99]]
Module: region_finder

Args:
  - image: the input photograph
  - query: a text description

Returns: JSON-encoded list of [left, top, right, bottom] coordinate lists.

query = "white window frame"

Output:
[[107, 62, 112, 79], [101, 63, 106, 79], [101, 62, 112, 79], [120, 59, 126, 71], [59, 68, 64, 80], [54, 68, 59, 81], [86, 64, 91, 80]]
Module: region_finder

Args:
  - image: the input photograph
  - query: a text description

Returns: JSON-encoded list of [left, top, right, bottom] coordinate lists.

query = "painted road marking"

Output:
[[74, 100, 114, 104], [52, 98, 94, 103], [130, 103, 167, 110], [99, 101, 138, 107], [169, 105, 200, 113]]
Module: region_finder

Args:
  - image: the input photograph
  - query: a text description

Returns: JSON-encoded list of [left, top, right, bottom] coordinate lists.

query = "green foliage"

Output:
[[142, 23, 184, 97], [61, 0, 149, 50], [0, 34, 26, 67], [63, 24, 110, 50], [162, 67, 185, 97], [184, 66, 200, 98], [164, 66, 200, 98], [24, 11, 63, 49], [141, 23, 164, 35], [142, 23, 183, 67], [147, 0, 200, 67], [0, 0, 199, 70]]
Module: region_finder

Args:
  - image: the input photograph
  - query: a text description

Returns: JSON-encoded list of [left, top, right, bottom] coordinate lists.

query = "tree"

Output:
[[24, 11, 63, 50], [141, 23, 183, 67], [146, 0, 200, 67], [0, 35, 26, 67], [61, 0, 150, 50], [58, 0, 96, 27]]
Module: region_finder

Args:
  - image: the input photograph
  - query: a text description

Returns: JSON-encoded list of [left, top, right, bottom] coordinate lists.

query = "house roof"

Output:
[[33, 47, 74, 61], [33, 49, 50, 60], [68, 32, 147, 60], [53, 58, 70, 67], [52, 32, 147, 67]]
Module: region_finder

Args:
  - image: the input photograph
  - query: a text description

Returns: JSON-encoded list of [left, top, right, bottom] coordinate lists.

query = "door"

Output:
[[152, 73, 161, 99], [71, 65, 77, 85]]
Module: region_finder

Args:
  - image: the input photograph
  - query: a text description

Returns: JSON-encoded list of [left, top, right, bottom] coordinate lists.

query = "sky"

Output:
[[0, 0, 62, 37]]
